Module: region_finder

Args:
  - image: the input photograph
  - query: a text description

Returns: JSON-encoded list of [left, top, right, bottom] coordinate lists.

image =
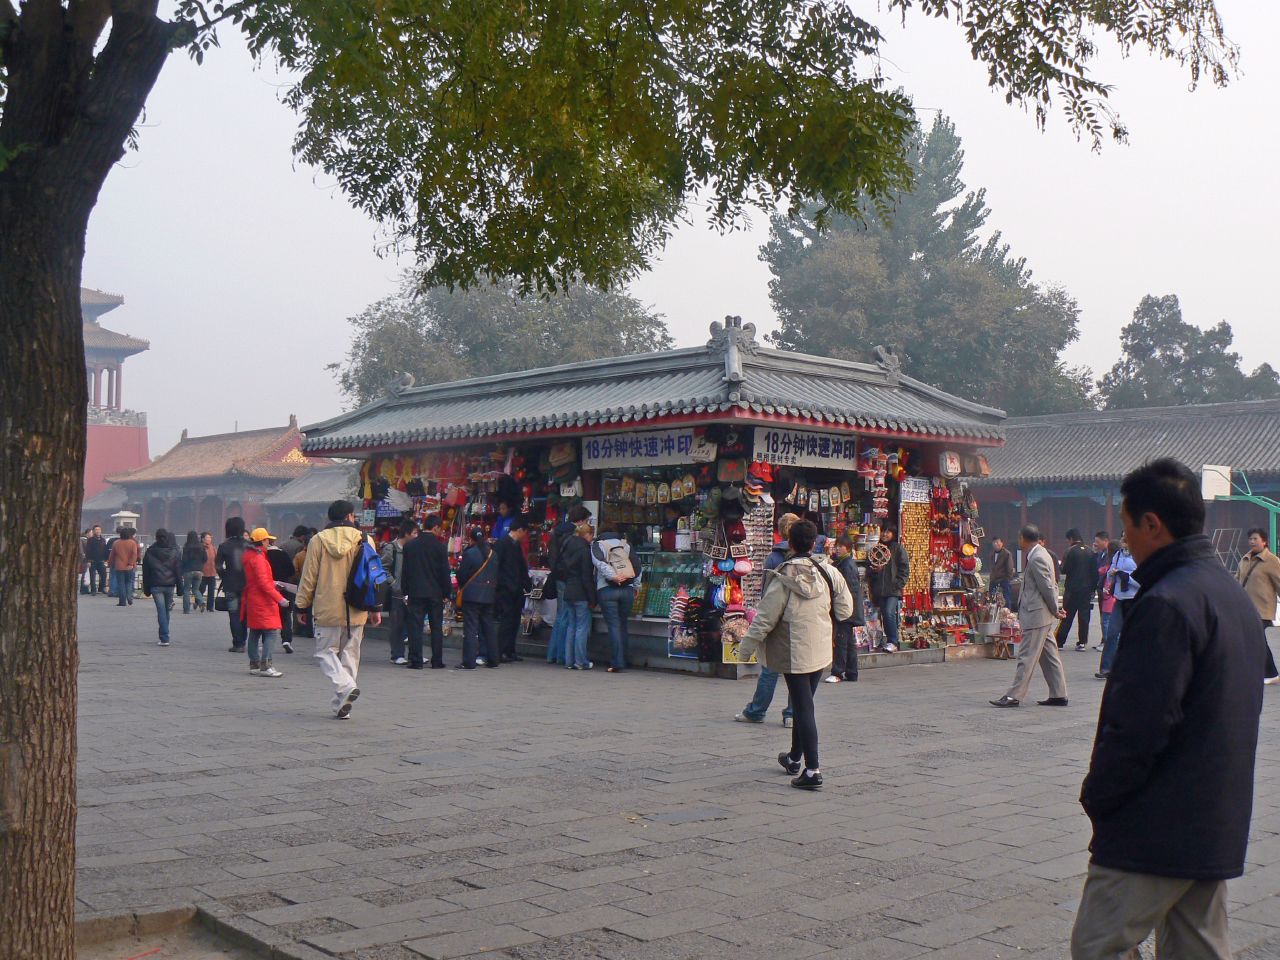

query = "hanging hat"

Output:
[[724, 519, 747, 543]]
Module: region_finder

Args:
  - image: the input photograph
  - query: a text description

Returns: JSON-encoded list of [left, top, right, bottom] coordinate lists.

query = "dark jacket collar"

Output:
[[1132, 535, 1217, 596]]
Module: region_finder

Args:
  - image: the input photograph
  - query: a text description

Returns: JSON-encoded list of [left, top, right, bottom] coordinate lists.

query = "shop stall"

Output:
[[301, 318, 1005, 673]]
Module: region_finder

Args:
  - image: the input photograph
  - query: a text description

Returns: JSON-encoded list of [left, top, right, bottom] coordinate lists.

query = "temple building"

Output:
[[82, 288, 150, 503]]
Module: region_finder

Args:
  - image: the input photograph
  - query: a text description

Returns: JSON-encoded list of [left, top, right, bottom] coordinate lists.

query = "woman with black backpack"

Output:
[[180, 530, 207, 613]]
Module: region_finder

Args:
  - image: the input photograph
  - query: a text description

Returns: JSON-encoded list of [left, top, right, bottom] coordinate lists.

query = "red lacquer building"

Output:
[[82, 288, 150, 501]]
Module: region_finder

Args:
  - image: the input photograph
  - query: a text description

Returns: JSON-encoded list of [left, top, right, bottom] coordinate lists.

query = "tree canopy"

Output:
[[330, 278, 673, 406], [1097, 294, 1280, 409], [763, 114, 1094, 416]]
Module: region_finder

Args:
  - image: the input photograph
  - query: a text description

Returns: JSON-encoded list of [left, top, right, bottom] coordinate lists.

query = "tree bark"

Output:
[[0, 6, 178, 955]]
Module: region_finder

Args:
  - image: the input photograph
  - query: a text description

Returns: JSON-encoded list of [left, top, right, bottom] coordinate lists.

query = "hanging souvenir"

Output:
[[808, 491, 820, 513], [819, 488, 830, 508], [657, 482, 671, 504], [840, 480, 852, 503]]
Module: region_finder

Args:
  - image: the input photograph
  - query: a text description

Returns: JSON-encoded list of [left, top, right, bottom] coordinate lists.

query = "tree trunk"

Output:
[[0, 6, 179, 953]]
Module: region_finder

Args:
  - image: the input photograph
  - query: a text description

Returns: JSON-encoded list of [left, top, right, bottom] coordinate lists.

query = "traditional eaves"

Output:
[[108, 420, 315, 485], [83, 320, 149, 355], [263, 464, 359, 507], [302, 322, 1005, 455]]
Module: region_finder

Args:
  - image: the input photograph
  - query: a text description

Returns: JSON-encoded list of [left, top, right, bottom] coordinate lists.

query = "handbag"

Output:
[[213, 584, 229, 612], [455, 548, 492, 610]]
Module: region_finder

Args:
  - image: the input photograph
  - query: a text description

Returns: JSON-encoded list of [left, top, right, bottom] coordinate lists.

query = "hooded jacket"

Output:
[[215, 536, 247, 594], [241, 545, 286, 630], [1081, 535, 1265, 880], [295, 525, 374, 627], [737, 555, 854, 674], [141, 543, 182, 593]]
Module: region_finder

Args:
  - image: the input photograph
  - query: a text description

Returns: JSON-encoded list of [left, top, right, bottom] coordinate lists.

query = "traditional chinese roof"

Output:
[[302, 319, 1005, 455], [263, 464, 359, 507], [82, 484, 127, 511], [83, 320, 149, 355], [80, 287, 124, 319], [980, 399, 1280, 485], [108, 418, 314, 486]]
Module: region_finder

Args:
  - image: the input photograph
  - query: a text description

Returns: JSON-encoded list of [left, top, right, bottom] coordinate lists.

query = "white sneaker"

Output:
[[249, 667, 261, 676], [883, 643, 898, 653], [392, 656, 408, 665], [259, 666, 283, 678], [1265, 676, 1280, 686], [823, 675, 842, 683], [782, 716, 794, 728], [1092, 643, 1104, 651], [476, 657, 487, 665]]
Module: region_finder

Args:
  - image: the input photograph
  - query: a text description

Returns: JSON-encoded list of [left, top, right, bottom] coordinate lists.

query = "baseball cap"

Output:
[[249, 527, 276, 543]]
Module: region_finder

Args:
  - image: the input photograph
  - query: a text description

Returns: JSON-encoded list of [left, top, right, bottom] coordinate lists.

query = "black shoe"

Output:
[[430, 663, 446, 669], [1095, 672, 1109, 680], [844, 673, 858, 682], [791, 770, 823, 790], [989, 696, 1020, 708], [229, 645, 245, 653], [499, 655, 515, 663], [407, 663, 424, 670], [1037, 697, 1069, 707], [484, 662, 499, 669], [509, 654, 523, 662], [281, 640, 293, 654], [777, 752, 802, 775], [455, 664, 476, 670]]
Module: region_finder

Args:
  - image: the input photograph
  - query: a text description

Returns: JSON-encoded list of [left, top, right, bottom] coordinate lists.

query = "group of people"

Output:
[[80, 524, 219, 611]]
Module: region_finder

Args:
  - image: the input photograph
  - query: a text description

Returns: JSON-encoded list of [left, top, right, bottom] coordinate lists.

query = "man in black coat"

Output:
[[1055, 528, 1096, 651], [829, 534, 866, 682], [1072, 459, 1266, 959], [215, 517, 249, 653], [85, 524, 110, 595], [493, 518, 533, 662], [401, 513, 454, 669]]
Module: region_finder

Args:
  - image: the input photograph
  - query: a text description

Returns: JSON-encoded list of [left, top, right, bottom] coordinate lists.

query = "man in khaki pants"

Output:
[[1072, 459, 1265, 959], [990, 523, 1068, 708]]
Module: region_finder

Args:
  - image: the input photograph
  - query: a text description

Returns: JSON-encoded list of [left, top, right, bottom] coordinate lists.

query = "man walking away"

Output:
[[991, 524, 1068, 708], [402, 513, 453, 669], [141, 529, 182, 645], [180, 530, 206, 613], [988, 536, 1014, 609], [455, 527, 499, 669], [85, 524, 109, 595], [380, 520, 418, 665], [1097, 538, 1138, 680], [242, 527, 289, 677], [495, 518, 533, 663], [216, 517, 249, 653], [295, 500, 383, 718], [1072, 459, 1266, 959], [1237, 527, 1280, 684], [108, 527, 138, 605], [592, 526, 636, 672], [200, 531, 218, 613], [545, 505, 591, 665], [827, 534, 865, 682], [1056, 529, 1096, 651], [868, 525, 909, 654]]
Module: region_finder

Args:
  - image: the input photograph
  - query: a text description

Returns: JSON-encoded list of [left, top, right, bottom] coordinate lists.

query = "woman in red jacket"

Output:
[[242, 528, 289, 677]]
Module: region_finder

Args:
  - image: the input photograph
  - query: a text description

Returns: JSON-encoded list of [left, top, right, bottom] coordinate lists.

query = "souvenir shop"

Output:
[[301, 317, 1007, 673]]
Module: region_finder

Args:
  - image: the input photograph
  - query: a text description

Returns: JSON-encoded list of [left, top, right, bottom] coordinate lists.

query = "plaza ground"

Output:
[[75, 597, 1280, 959]]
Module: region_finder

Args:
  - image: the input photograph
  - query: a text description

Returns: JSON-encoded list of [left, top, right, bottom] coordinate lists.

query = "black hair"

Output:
[[424, 513, 442, 531], [328, 499, 355, 523], [292, 525, 309, 538], [1095, 530, 1110, 540], [1247, 527, 1268, 545], [119, 527, 135, 540], [470, 526, 486, 543], [155, 529, 172, 548], [1120, 458, 1204, 539], [225, 516, 245, 539], [185, 530, 200, 548], [201, 530, 211, 539], [789, 519, 818, 555], [567, 505, 591, 523], [881, 524, 897, 536], [1065, 528, 1082, 542], [1019, 524, 1041, 543], [400, 519, 420, 537], [836, 533, 855, 550], [508, 516, 528, 532]]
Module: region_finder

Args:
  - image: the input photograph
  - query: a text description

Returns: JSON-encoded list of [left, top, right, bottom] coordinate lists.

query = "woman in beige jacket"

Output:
[[737, 520, 853, 790]]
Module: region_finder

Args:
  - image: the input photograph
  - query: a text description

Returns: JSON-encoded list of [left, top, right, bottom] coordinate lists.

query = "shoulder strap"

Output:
[[1241, 556, 1259, 588], [807, 558, 837, 619], [461, 547, 492, 592]]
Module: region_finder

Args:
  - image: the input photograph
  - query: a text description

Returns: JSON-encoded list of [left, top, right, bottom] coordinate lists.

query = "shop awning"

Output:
[[302, 319, 1005, 455]]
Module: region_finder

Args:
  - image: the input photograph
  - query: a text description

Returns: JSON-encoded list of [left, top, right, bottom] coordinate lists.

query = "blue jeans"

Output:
[[742, 667, 793, 721], [247, 628, 278, 665], [547, 582, 570, 663], [598, 585, 635, 669], [151, 586, 174, 641], [112, 569, 133, 603], [182, 571, 203, 613], [879, 595, 901, 648], [1100, 600, 1126, 674], [566, 600, 592, 667]]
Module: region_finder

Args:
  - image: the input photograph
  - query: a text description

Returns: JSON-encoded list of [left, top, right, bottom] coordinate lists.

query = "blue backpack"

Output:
[[344, 538, 390, 611]]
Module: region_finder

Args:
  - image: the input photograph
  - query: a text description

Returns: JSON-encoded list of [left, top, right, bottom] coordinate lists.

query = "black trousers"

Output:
[[462, 602, 498, 667], [225, 591, 247, 648], [386, 596, 409, 660], [832, 622, 858, 679], [1263, 620, 1278, 680], [782, 670, 824, 771], [1056, 593, 1092, 647], [406, 598, 445, 667], [496, 592, 523, 659], [89, 560, 107, 593]]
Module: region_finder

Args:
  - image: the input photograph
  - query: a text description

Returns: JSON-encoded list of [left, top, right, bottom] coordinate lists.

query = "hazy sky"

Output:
[[84, 2, 1278, 455]]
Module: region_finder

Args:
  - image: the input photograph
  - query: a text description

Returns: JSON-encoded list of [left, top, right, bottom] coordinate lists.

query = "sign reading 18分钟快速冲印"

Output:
[[753, 428, 858, 469], [581, 428, 717, 469]]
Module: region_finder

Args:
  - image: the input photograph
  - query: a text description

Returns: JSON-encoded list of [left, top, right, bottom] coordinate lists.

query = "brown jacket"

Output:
[[109, 538, 139, 571], [1237, 548, 1280, 623], [295, 525, 373, 628]]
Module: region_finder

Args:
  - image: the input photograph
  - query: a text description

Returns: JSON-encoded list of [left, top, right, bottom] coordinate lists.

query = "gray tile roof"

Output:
[[302, 324, 1005, 454], [980, 399, 1280, 485], [262, 464, 358, 507]]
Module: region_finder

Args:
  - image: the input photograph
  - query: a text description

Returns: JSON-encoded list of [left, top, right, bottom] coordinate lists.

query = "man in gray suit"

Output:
[[991, 524, 1069, 707]]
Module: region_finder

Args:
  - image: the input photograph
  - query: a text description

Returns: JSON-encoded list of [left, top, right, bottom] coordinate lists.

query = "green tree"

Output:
[[330, 278, 673, 406], [1098, 294, 1280, 409], [0, 1, 1239, 954], [763, 115, 1094, 415]]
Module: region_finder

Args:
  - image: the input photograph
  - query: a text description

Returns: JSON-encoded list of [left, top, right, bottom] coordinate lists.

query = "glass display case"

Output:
[[639, 551, 706, 617]]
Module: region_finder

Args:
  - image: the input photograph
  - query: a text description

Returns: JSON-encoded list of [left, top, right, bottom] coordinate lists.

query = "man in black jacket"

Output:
[[215, 517, 249, 653], [85, 524, 110, 595], [829, 534, 866, 682], [988, 537, 1014, 608], [1071, 459, 1266, 959], [868, 526, 909, 653], [401, 514, 454, 669], [1055, 528, 1096, 651], [493, 518, 533, 663]]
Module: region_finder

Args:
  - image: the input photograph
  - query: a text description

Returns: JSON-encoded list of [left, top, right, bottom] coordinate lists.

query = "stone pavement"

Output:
[[76, 597, 1280, 959]]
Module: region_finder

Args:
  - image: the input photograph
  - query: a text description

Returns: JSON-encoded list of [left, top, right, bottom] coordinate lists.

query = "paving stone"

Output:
[[405, 923, 543, 958]]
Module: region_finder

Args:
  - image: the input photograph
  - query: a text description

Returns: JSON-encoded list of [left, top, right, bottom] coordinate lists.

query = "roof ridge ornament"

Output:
[[873, 345, 901, 384], [385, 371, 416, 397], [708, 315, 757, 385]]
